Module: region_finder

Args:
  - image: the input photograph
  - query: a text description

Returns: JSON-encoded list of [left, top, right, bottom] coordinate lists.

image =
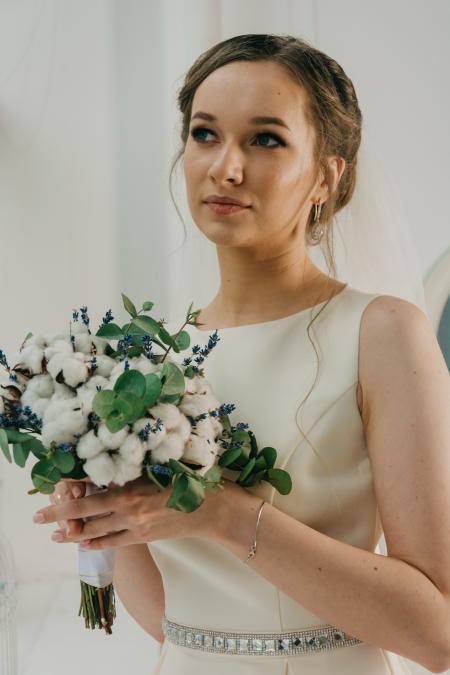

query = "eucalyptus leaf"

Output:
[[4, 428, 35, 444], [173, 330, 190, 351], [31, 459, 61, 494], [237, 457, 256, 483], [13, 442, 29, 468], [132, 315, 161, 336], [160, 362, 185, 397], [260, 446, 277, 469], [142, 373, 162, 408], [121, 292, 138, 318], [142, 301, 153, 311], [114, 369, 146, 398], [92, 389, 116, 418], [266, 468, 292, 495], [96, 323, 124, 339], [166, 474, 205, 512], [218, 446, 242, 467], [105, 409, 129, 433], [0, 429, 12, 463], [22, 437, 48, 459], [158, 326, 180, 353], [53, 451, 76, 473]]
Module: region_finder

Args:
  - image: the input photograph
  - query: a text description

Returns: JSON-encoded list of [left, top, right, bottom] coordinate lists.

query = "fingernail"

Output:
[[72, 486, 82, 498], [33, 513, 45, 523], [51, 532, 64, 542], [79, 541, 91, 549]]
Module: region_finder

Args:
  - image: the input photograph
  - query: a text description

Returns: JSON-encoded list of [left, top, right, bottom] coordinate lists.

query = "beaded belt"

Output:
[[162, 616, 362, 657]]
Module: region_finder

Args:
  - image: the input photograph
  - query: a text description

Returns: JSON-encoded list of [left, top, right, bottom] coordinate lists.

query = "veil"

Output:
[[166, 132, 428, 321]]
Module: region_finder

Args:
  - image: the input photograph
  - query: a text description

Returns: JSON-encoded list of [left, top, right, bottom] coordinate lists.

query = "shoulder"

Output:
[[357, 294, 436, 423]]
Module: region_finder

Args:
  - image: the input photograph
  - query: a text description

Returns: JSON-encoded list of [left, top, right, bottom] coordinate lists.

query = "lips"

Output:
[[203, 195, 250, 207]]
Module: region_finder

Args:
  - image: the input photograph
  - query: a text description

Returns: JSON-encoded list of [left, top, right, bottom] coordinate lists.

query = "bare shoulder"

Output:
[[356, 294, 436, 425]]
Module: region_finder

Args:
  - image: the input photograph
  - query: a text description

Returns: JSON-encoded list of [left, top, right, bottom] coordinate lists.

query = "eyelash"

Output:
[[189, 126, 286, 149]]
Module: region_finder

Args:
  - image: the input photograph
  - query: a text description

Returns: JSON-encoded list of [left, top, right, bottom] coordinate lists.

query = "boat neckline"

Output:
[[189, 283, 349, 333]]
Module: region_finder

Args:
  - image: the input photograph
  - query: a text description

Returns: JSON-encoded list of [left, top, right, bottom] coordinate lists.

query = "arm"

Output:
[[113, 544, 165, 644], [213, 296, 450, 674]]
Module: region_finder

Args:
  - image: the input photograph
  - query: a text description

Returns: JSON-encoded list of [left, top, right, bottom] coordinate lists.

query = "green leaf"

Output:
[[266, 468, 292, 495], [237, 457, 256, 483], [121, 292, 138, 318], [132, 315, 161, 336], [31, 459, 62, 494], [239, 469, 267, 487], [249, 429, 259, 459], [105, 409, 129, 433], [202, 464, 222, 484], [254, 454, 268, 472], [173, 329, 190, 351], [13, 442, 29, 468], [167, 458, 198, 477], [260, 446, 277, 469], [92, 389, 117, 418], [142, 373, 162, 408], [0, 428, 12, 463], [96, 323, 124, 339], [160, 362, 185, 397], [142, 301, 153, 311], [4, 428, 35, 444], [53, 451, 76, 474], [166, 473, 205, 512], [218, 446, 242, 467], [22, 437, 48, 459], [158, 326, 180, 353], [114, 369, 146, 398]]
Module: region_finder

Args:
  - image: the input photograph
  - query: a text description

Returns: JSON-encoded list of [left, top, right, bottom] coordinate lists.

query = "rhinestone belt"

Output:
[[162, 616, 362, 656]]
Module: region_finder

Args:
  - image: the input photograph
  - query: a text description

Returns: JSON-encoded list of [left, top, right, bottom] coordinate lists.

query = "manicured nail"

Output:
[[79, 541, 91, 549], [51, 532, 64, 542], [33, 513, 45, 523], [72, 486, 82, 498]]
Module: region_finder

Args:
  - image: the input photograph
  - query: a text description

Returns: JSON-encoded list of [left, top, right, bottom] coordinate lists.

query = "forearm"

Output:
[[215, 496, 449, 673], [113, 544, 165, 644]]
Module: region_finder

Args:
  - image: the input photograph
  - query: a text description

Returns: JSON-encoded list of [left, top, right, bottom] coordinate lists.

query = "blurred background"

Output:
[[0, 1, 449, 673]]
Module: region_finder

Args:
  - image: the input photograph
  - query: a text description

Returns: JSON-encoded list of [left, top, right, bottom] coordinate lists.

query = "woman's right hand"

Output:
[[48, 477, 95, 539]]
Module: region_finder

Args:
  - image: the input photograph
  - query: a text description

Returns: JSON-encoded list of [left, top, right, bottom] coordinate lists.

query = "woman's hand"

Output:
[[35, 474, 255, 550], [48, 477, 95, 539]]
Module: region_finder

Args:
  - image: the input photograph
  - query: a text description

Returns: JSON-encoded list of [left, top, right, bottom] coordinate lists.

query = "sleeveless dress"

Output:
[[147, 284, 414, 674]]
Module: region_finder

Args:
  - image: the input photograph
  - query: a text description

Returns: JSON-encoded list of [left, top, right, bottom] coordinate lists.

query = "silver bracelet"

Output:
[[243, 499, 266, 564]]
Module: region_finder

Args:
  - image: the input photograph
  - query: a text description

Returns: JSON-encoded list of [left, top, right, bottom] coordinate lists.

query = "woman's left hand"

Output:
[[32, 474, 248, 549]]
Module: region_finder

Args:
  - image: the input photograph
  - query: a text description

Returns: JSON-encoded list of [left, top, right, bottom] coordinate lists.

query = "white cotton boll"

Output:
[[43, 397, 80, 423], [76, 387, 96, 416], [41, 406, 88, 447], [146, 422, 167, 451], [118, 433, 147, 465], [192, 416, 215, 439], [0, 397, 4, 414], [182, 433, 217, 468], [83, 451, 116, 487], [90, 336, 108, 356], [184, 377, 197, 395], [28, 397, 50, 418], [176, 414, 192, 443], [132, 418, 152, 435], [149, 402, 181, 431], [73, 333, 94, 354], [112, 454, 142, 487], [46, 353, 66, 380], [52, 382, 77, 400], [150, 430, 185, 464], [90, 355, 116, 378], [178, 394, 208, 418], [17, 344, 45, 374], [62, 356, 89, 387], [70, 322, 90, 336], [84, 374, 110, 391], [24, 334, 49, 350], [130, 355, 161, 376], [97, 422, 129, 450], [24, 373, 54, 399], [209, 415, 224, 438], [44, 339, 73, 361], [194, 377, 214, 396], [76, 429, 105, 459]]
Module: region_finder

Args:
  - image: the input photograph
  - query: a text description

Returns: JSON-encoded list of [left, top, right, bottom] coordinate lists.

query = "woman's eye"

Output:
[[189, 127, 285, 148]]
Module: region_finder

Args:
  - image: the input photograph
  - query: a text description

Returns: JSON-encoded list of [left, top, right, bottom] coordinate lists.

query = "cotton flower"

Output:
[[111, 453, 142, 486], [146, 420, 167, 450], [150, 430, 185, 464], [83, 451, 116, 487], [90, 335, 109, 356], [177, 414, 192, 442], [182, 433, 218, 470], [97, 422, 129, 450], [17, 344, 45, 374], [149, 402, 181, 431], [46, 352, 89, 388], [41, 399, 88, 447], [118, 432, 147, 465], [76, 429, 105, 459], [178, 395, 209, 418], [44, 339, 73, 361], [23, 373, 54, 399], [87, 354, 116, 378], [73, 333, 95, 354], [52, 382, 77, 401]]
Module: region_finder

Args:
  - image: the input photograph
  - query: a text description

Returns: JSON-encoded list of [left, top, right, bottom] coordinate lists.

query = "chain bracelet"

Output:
[[243, 499, 266, 564]]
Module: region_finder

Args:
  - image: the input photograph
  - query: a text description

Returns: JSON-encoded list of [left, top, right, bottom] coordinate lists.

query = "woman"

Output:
[[41, 34, 450, 674]]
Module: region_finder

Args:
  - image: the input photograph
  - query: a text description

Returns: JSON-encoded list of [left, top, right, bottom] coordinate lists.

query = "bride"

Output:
[[44, 34, 449, 674]]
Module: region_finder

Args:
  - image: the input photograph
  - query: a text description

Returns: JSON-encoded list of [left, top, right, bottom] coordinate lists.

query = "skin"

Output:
[[182, 59, 347, 328]]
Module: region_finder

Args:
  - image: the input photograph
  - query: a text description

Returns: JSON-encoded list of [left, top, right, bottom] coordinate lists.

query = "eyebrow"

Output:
[[191, 111, 291, 132]]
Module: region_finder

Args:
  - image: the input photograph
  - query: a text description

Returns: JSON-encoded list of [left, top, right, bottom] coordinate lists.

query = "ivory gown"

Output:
[[147, 284, 414, 674]]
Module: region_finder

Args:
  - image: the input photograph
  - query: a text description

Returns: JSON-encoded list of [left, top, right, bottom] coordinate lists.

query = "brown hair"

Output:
[[168, 34, 363, 511]]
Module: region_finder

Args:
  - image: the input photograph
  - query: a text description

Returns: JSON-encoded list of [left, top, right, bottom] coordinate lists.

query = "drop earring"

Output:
[[307, 201, 324, 245]]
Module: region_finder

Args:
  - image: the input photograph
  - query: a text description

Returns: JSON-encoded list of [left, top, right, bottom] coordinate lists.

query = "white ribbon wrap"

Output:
[[77, 482, 116, 588]]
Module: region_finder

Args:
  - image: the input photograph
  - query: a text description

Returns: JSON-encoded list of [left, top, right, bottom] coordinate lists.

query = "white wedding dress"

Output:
[[147, 284, 414, 674]]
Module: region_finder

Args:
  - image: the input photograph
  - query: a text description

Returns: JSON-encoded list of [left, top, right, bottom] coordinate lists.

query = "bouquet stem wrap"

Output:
[[77, 482, 117, 633]]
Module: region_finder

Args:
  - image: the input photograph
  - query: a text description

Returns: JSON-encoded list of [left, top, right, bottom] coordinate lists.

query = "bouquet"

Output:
[[0, 293, 292, 634]]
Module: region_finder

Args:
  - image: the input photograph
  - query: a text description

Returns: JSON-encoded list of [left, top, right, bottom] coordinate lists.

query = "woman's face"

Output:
[[183, 60, 323, 250]]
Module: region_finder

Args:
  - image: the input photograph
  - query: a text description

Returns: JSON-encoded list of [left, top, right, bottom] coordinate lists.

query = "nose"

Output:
[[207, 145, 244, 184]]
